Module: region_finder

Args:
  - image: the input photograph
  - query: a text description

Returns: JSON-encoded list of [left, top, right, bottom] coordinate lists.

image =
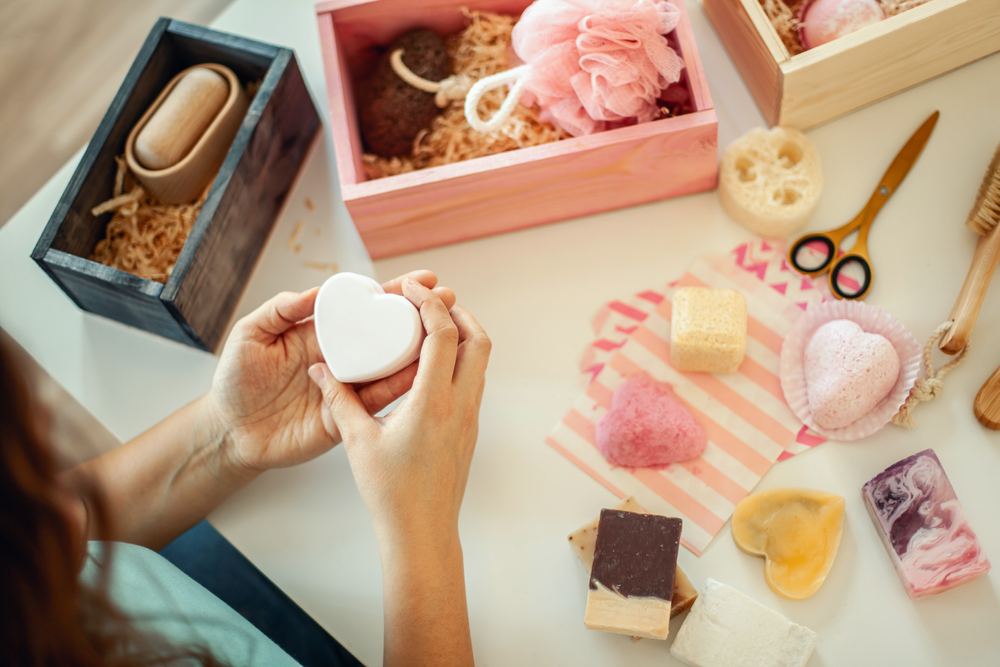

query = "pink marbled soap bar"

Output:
[[863, 449, 991, 598]]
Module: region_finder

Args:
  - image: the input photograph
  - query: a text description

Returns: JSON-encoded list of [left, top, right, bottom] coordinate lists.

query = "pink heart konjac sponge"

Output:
[[804, 319, 900, 429], [595, 377, 707, 468]]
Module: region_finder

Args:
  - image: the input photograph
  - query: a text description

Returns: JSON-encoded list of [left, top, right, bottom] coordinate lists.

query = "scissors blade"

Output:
[[876, 110, 939, 196]]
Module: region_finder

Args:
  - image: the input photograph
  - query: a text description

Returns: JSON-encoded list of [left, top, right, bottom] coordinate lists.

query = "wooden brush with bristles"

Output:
[[935, 142, 1000, 429], [966, 144, 1000, 236], [939, 142, 1000, 356]]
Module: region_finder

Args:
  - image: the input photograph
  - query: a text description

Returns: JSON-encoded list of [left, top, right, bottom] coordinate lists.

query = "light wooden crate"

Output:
[[701, 0, 1000, 130], [316, 0, 718, 260]]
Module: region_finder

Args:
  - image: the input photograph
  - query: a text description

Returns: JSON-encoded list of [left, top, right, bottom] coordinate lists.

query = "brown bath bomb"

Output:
[[360, 29, 450, 158]]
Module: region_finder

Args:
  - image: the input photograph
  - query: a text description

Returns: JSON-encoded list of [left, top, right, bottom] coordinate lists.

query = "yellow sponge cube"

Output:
[[670, 287, 747, 373]]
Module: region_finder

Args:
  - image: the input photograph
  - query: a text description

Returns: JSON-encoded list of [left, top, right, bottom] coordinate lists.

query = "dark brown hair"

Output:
[[0, 340, 226, 666]]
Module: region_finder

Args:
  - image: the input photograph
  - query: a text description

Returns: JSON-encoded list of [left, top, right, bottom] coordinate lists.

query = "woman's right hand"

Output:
[[309, 277, 490, 537], [308, 277, 489, 667]]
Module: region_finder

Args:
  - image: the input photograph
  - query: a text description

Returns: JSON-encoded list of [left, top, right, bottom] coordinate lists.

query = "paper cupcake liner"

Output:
[[780, 300, 921, 442]]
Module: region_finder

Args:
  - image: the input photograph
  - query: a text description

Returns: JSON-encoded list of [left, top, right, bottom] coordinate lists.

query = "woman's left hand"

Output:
[[209, 270, 455, 474]]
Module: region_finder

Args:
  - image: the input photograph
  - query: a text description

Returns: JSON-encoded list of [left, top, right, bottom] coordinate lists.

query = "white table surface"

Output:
[[3, 1, 1000, 664]]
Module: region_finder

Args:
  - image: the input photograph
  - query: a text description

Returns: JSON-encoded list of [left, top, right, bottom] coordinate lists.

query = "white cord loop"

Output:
[[388, 48, 530, 132], [463, 65, 529, 133], [389, 49, 474, 108]]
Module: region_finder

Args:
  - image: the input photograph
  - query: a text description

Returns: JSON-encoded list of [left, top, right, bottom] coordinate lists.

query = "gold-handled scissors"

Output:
[[788, 111, 939, 300]]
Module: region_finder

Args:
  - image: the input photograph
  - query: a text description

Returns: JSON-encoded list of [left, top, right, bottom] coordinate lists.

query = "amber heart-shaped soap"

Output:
[[732, 488, 845, 600], [595, 377, 706, 468], [804, 319, 899, 429]]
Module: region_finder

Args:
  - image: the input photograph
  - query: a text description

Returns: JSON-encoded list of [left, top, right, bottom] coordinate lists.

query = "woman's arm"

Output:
[[63, 271, 455, 551], [312, 279, 490, 667], [61, 394, 252, 551]]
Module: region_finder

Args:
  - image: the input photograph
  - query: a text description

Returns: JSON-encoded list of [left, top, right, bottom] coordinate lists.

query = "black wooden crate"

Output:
[[31, 18, 321, 352]]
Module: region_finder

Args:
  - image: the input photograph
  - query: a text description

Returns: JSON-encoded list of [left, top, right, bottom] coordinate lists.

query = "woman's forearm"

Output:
[[62, 394, 256, 550], [379, 526, 474, 667]]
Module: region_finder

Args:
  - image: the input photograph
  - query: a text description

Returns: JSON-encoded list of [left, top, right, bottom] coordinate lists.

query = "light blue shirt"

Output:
[[83, 542, 301, 666]]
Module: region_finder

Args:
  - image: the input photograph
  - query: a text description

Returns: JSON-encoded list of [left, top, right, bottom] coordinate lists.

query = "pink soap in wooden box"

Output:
[[315, 0, 718, 259]]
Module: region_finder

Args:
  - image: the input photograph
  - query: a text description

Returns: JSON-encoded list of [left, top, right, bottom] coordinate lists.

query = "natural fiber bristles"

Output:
[[966, 142, 1000, 236], [90, 156, 207, 283], [363, 9, 565, 180], [759, 0, 933, 56]]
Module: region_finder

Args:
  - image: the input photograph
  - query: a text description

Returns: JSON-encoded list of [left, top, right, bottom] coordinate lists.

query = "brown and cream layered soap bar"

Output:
[[568, 498, 696, 618], [585, 509, 682, 640]]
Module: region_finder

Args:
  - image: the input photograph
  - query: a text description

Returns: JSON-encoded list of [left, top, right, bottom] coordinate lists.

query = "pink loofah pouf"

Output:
[[511, 0, 685, 136]]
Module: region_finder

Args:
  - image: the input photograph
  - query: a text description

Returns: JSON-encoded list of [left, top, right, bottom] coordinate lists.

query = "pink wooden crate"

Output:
[[316, 0, 718, 259]]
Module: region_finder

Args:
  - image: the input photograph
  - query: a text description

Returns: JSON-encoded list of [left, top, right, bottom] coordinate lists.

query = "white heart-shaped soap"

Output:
[[314, 272, 425, 383], [804, 319, 900, 429]]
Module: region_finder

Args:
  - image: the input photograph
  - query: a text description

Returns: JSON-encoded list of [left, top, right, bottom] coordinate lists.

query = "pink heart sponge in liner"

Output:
[[596, 377, 707, 468], [804, 320, 900, 430]]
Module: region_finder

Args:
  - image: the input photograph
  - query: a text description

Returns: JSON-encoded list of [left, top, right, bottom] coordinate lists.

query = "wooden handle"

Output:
[[940, 222, 1000, 354], [974, 365, 1000, 430], [134, 67, 229, 171]]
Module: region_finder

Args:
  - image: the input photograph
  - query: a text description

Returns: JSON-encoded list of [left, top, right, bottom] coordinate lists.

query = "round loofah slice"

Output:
[[718, 126, 823, 238]]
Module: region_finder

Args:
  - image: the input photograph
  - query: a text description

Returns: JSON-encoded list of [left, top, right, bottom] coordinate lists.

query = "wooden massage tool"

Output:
[[893, 139, 1000, 429], [125, 64, 248, 204], [948, 143, 1000, 428], [940, 142, 1000, 357]]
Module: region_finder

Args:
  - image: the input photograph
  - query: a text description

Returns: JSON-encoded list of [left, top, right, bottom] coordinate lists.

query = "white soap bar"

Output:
[[313, 272, 425, 384], [670, 579, 817, 667]]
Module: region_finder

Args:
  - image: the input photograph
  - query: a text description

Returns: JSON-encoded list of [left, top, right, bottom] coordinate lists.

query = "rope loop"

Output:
[[388, 49, 529, 131], [892, 321, 969, 428], [389, 49, 474, 108], [463, 65, 530, 134]]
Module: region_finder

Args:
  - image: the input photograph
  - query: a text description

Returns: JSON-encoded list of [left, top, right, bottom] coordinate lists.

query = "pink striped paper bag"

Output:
[[579, 240, 828, 459], [548, 250, 821, 555]]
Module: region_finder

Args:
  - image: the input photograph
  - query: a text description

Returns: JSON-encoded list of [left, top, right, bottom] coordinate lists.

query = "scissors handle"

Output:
[[788, 211, 871, 275], [787, 111, 939, 297], [788, 234, 836, 275], [828, 252, 874, 300]]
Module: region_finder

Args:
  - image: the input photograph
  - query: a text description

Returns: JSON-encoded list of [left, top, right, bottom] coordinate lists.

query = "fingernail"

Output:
[[308, 364, 327, 387]]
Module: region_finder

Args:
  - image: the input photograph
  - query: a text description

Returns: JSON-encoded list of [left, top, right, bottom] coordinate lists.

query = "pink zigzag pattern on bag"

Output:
[[638, 290, 665, 304], [583, 363, 604, 385], [593, 338, 627, 352]]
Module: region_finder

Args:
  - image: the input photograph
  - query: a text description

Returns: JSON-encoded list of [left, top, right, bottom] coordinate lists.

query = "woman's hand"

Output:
[[310, 278, 490, 667], [209, 271, 455, 474], [61, 273, 456, 551]]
